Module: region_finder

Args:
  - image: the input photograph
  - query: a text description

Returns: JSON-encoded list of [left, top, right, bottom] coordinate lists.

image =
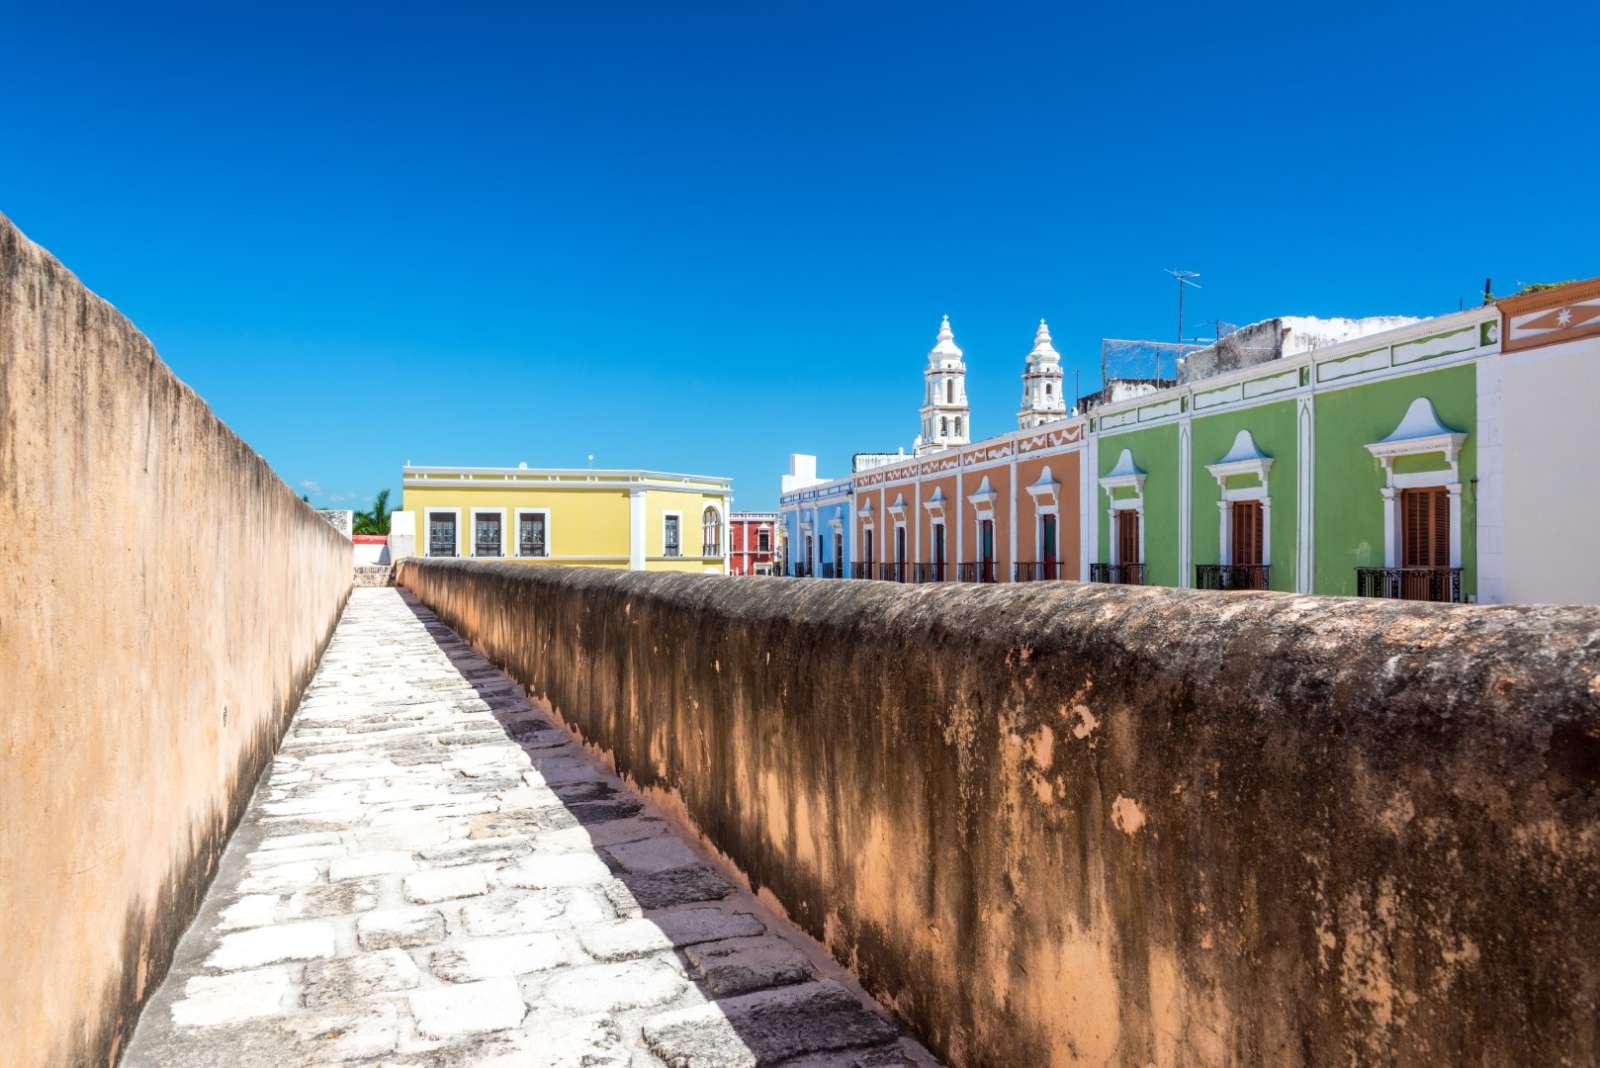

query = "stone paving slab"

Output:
[[122, 588, 938, 1068]]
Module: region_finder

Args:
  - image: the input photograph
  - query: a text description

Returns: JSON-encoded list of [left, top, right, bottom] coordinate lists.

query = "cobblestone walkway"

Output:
[[124, 588, 934, 1068]]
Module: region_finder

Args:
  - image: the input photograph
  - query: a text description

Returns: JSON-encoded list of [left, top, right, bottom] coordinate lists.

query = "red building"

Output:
[[729, 512, 780, 575]]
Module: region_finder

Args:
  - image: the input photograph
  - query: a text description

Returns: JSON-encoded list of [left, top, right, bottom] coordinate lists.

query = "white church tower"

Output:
[[1017, 318, 1067, 430], [916, 315, 971, 456]]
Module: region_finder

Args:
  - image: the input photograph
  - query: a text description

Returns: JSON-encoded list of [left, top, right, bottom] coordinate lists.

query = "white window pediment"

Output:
[[887, 494, 909, 520], [1025, 464, 1061, 508], [1206, 429, 1274, 494], [922, 486, 949, 518], [1098, 448, 1146, 501], [1365, 397, 1468, 483], [967, 476, 998, 515]]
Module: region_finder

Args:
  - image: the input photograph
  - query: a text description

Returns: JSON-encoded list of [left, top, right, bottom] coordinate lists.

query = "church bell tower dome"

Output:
[[917, 315, 971, 455], [1017, 318, 1067, 430]]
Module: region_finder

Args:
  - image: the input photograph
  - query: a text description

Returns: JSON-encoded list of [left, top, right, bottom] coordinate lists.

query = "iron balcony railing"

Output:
[[1356, 566, 1463, 603], [1195, 564, 1270, 590], [1013, 560, 1063, 582], [789, 562, 812, 578], [819, 562, 840, 579], [914, 562, 951, 583], [878, 562, 911, 583], [851, 561, 876, 579], [1089, 562, 1145, 585], [957, 560, 1001, 583]]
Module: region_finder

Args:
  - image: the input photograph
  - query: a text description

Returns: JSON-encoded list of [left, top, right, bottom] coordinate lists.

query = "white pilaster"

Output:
[[1178, 419, 1192, 588], [1082, 434, 1097, 577], [1475, 358, 1505, 603], [1008, 450, 1019, 577], [955, 459, 966, 568], [913, 477, 922, 567], [1296, 396, 1315, 593], [628, 489, 646, 570], [1381, 487, 1397, 567], [1447, 482, 1463, 569]]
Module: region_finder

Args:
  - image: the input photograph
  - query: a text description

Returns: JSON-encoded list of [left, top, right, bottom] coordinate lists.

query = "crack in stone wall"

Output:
[[399, 558, 1600, 1067]]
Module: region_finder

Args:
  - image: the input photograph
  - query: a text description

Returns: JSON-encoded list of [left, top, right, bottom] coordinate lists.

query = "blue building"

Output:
[[778, 455, 852, 577]]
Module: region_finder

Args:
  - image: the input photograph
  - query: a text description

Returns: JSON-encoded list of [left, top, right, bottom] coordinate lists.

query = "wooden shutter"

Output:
[[1401, 488, 1449, 568], [1231, 500, 1263, 566], [1432, 490, 1450, 568], [1117, 511, 1139, 565]]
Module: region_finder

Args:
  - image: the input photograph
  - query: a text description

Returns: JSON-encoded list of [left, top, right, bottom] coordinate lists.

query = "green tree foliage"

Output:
[[353, 488, 393, 535]]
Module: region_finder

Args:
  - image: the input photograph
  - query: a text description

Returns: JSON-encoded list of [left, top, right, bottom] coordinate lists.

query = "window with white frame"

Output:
[[1097, 449, 1146, 567], [757, 528, 770, 553], [428, 511, 457, 557], [664, 513, 682, 557], [701, 506, 722, 557], [1205, 430, 1274, 574], [1364, 396, 1468, 572], [517, 511, 548, 558], [473, 511, 503, 557]]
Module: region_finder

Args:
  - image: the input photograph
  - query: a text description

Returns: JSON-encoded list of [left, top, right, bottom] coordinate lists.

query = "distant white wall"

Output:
[[1500, 336, 1600, 604], [780, 454, 824, 493], [353, 541, 387, 566], [388, 511, 417, 561]]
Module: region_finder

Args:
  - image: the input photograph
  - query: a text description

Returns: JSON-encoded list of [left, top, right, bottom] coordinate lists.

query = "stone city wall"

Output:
[[0, 213, 352, 1068], [399, 558, 1600, 1067]]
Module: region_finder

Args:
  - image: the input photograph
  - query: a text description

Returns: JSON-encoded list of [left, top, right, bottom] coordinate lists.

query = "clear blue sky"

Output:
[[4, 2, 1593, 510]]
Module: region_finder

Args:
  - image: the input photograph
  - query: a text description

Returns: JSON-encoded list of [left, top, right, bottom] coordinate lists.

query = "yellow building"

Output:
[[398, 465, 732, 574]]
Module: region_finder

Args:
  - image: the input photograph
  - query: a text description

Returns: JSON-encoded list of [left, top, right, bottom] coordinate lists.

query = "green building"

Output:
[[1086, 277, 1600, 604]]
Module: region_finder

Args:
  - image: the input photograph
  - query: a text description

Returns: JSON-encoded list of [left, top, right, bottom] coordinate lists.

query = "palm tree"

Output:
[[353, 488, 392, 535]]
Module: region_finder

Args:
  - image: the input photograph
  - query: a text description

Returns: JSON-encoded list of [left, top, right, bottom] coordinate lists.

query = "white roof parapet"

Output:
[[1088, 305, 1499, 423], [402, 464, 730, 484]]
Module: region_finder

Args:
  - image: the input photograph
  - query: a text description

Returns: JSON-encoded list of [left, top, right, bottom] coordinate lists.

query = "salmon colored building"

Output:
[[782, 317, 1089, 584]]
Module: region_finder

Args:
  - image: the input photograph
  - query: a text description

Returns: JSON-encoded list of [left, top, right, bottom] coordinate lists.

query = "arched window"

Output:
[[954, 416, 963, 437], [945, 380, 953, 404], [701, 506, 722, 557], [940, 417, 949, 436]]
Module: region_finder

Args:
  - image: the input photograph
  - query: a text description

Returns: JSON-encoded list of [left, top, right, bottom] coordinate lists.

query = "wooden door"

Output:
[[1041, 514, 1058, 576], [1400, 487, 1450, 600], [1116, 510, 1140, 582], [979, 519, 995, 581], [1230, 501, 1263, 566]]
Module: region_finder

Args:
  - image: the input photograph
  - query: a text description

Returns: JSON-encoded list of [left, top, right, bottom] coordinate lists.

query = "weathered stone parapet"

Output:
[[0, 212, 351, 1068], [398, 559, 1600, 1067]]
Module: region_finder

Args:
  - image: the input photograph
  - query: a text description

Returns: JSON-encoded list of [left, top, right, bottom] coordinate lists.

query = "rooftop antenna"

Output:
[[1164, 269, 1201, 357]]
